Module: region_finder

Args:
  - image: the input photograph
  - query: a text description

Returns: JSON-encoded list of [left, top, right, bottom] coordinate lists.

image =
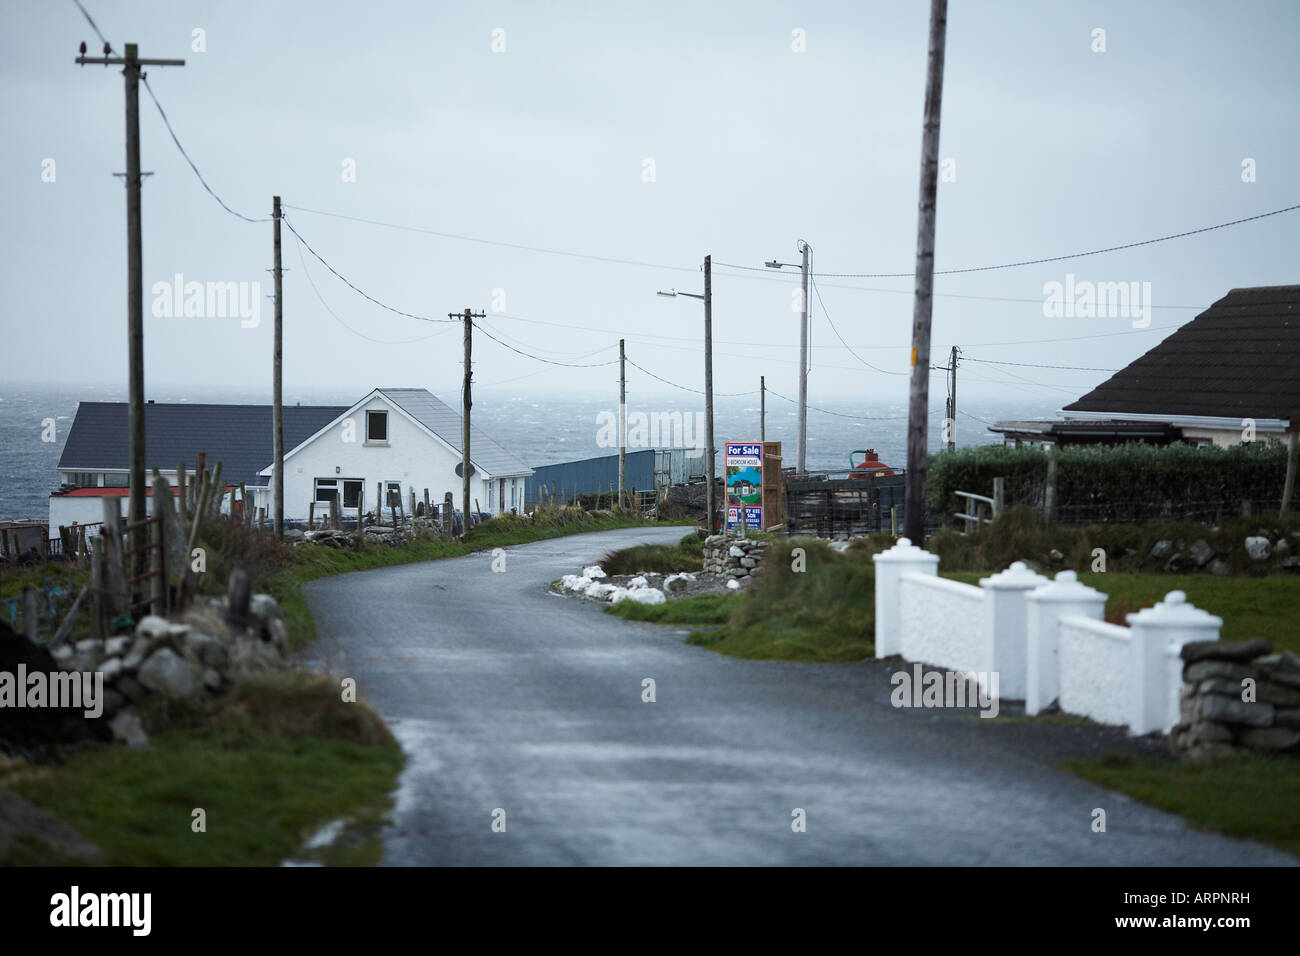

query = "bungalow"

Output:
[[991, 284, 1300, 447], [50, 387, 532, 529]]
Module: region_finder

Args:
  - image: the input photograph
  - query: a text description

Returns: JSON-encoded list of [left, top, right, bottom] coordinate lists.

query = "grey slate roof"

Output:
[[1064, 285, 1300, 421], [379, 388, 532, 477], [57, 402, 348, 485]]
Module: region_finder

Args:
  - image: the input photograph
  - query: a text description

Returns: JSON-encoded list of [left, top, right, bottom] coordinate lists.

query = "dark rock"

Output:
[[1181, 638, 1273, 664], [1237, 726, 1300, 751], [1256, 652, 1300, 689], [1149, 540, 1173, 560], [1275, 708, 1300, 728], [1257, 680, 1300, 707], [1184, 659, 1255, 683], [1208, 559, 1232, 577], [1199, 694, 1274, 727], [1189, 539, 1215, 567]]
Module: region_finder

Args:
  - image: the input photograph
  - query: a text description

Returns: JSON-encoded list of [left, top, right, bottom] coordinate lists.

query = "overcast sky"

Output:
[[2, 0, 1297, 411]]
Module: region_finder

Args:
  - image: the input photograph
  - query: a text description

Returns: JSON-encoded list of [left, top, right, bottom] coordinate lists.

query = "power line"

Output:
[[140, 76, 270, 224], [963, 357, 1120, 373], [473, 322, 619, 368], [717, 201, 1300, 278], [281, 215, 457, 324], [281, 203, 699, 276], [958, 409, 997, 426], [765, 388, 939, 422], [292, 234, 454, 345], [811, 277, 909, 376], [625, 358, 757, 397], [71, 0, 111, 52], [474, 319, 619, 361]]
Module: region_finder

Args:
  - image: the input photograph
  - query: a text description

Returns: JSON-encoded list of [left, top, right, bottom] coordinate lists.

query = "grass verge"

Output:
[[5, 673, 403, 866], [605, 592, 740, 625], [596, 531, 705, 576], [687, 538, 875, 661], [1062, 752, 1300, 856]]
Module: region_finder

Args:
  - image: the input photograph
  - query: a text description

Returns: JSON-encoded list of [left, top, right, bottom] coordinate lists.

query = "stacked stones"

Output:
[[47, 593, 290, 748], [702, 535, 770, 582], [1171, 638, 1300, 760]]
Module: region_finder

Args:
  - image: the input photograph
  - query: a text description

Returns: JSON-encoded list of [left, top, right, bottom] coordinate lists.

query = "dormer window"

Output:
[[366, 410, 389, 443]]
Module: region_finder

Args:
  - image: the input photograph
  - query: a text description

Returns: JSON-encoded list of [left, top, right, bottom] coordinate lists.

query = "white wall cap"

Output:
[[872, 536, 939, 565], [1125, 590, 1224, 629], [980, 560, 1050, 590], [1028, 569, 1108, 605]]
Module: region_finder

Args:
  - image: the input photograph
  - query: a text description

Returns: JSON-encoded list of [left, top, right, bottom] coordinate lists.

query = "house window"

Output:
[[385, 481, 402, 508], [367, 410, 388, 443], [315, 478, 338, 503], [69, 472, 98, 487], [104, 473, 129, 487]]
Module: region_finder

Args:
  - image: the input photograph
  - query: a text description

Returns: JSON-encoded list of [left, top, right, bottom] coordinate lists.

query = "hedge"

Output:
[[926, 441, 1290, 524]]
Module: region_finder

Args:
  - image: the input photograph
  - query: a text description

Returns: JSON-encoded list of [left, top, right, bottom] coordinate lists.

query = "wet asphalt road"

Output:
[[303, 527, 1295, 866]]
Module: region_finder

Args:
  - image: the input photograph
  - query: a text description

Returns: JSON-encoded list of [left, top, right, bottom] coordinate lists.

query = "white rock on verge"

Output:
[[584, 582, 617, 600], [624, 588, 666, 605], [582, 565, 607, 579], [628, 575, 649, 589], [726, 579, 741, 590], [561, 574, 588, 591]]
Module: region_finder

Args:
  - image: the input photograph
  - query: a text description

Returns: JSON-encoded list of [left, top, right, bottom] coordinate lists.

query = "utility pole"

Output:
[[272, 196, 284, 537], [760, 375, 766, 443], [704, 255, 715, 535], [904, 0, 949, 543], [453, 308, 485, 537], [75, 42, 185, 585], [798, 241, 810, 475], [618, 338, 626, 510], [944, 345, 959, 453]]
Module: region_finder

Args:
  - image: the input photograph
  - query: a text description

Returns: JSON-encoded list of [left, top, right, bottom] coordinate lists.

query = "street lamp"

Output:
[[655, 257, 715, 534], [764, 240, 811, 475]]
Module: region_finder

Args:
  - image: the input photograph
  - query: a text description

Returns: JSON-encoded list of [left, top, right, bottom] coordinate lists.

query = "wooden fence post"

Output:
[[992, 476, 1005, 519]]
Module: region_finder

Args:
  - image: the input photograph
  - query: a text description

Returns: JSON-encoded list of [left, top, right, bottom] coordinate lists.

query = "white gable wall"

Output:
[[277, 395, 520, 521]]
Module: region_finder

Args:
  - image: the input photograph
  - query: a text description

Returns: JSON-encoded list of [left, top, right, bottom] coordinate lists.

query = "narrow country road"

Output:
[[302, 527, 1295, 866]]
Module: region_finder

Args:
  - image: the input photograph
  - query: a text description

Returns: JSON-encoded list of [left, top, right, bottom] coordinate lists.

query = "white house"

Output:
[[49, 387, 532, 530]]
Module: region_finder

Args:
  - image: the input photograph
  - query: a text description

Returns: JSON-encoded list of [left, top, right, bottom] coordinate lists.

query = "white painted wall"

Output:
[[275, 396, 524, 521], [898, 573, 985, 677], [876, 538, 1224, 736]]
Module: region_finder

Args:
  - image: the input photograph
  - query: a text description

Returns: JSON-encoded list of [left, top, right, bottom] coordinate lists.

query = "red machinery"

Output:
[[849, 449, 896, 477]]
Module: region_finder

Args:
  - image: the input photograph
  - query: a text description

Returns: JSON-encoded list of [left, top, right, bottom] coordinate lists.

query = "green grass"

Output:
[[943, 570, 1300, 654], [6, 673, 404, 866], [596, 531, 705, 576], [1063, 752, 1300, 856], [688, 538, 875, 661], [605, 592, 740, 625]]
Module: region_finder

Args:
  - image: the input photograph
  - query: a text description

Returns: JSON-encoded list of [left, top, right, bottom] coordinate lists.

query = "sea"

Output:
[[0, 383, 1055, 523]]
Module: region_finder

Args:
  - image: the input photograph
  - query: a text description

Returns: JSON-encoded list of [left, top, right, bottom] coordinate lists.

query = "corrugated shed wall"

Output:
[[525, 449, 656, 504]]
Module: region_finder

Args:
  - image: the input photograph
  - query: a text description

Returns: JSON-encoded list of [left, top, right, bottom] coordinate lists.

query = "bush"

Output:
[[927, 440, 1290, 525]]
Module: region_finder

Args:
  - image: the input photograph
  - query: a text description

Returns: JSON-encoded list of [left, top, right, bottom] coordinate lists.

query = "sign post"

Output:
[[725, 442, 764, 535]]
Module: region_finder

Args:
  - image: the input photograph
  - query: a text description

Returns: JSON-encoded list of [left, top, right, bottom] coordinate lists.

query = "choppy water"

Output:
[[0, 383, 1050, 522]]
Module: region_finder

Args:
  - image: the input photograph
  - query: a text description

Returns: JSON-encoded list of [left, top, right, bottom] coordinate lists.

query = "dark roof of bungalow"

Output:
[[1063, 284, 1300, 421], [56, 402, 347, 485]]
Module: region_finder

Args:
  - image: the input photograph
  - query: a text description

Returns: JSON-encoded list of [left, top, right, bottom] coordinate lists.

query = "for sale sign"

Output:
[[725, 442, 763, 532]]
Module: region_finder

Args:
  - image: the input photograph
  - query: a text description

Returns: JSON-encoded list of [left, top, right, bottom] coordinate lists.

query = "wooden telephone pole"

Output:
[[942, 345, 960, 453], [272, 196, 284, 537], [704, 255, 715, 535], [453, 308, 486, 537], [760, 375, 766, 443], [75, 42, 185, 582], [619, 338, 627, 510], [903, 0, 949, 543]]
